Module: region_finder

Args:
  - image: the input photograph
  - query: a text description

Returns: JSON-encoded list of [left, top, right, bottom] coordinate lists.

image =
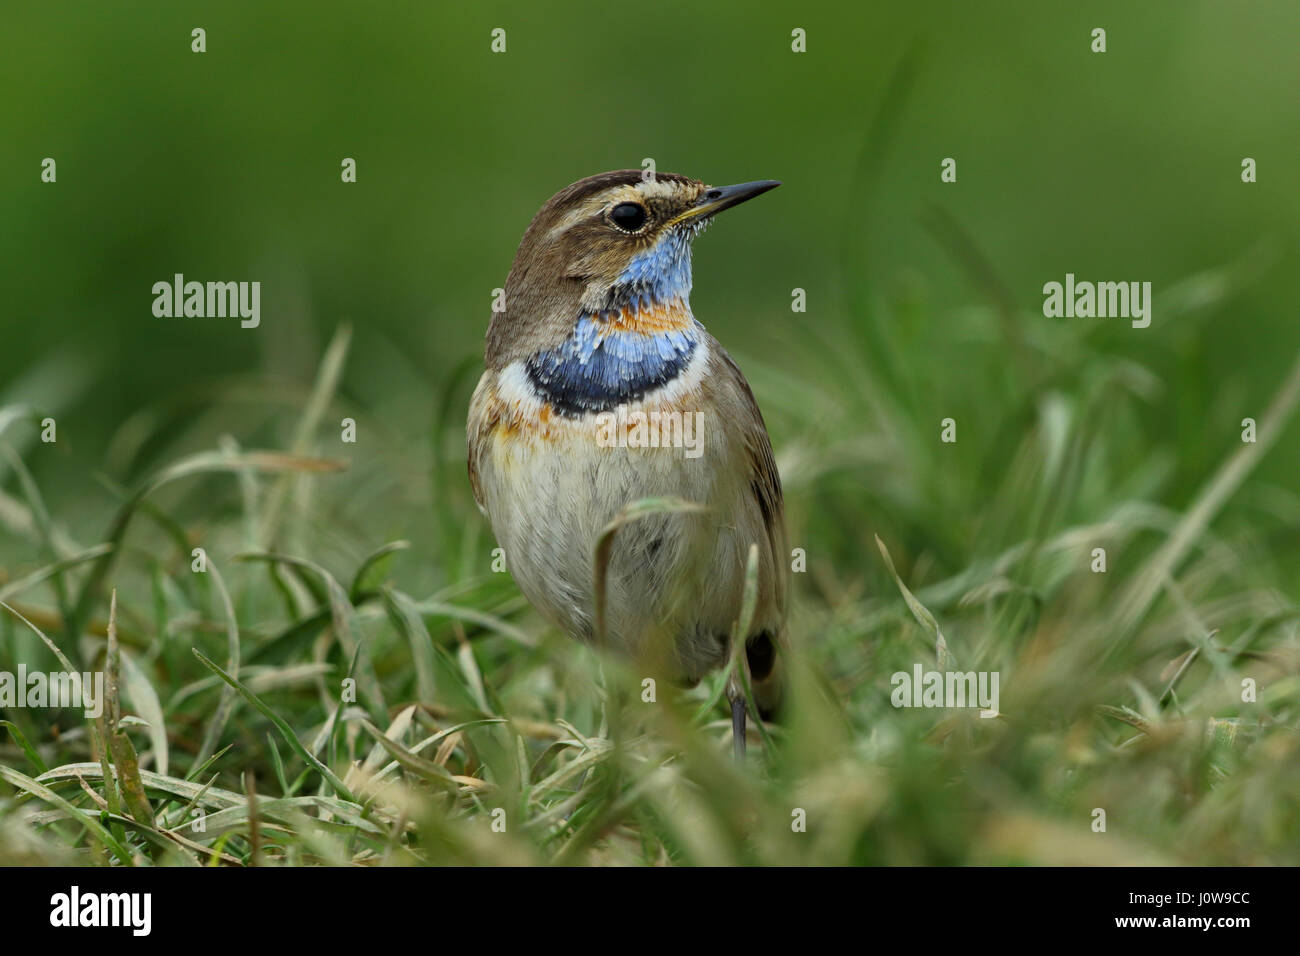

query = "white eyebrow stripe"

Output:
[[546, 195, 609, 239], [543, 180, 692, 241]]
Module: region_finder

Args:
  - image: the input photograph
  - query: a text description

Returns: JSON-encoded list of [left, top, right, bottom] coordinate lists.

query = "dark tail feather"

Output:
[[745, 630, 784, 721]]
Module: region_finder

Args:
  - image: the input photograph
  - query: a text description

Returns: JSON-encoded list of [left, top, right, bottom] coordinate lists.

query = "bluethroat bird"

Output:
[[467, 170, 786, 756]]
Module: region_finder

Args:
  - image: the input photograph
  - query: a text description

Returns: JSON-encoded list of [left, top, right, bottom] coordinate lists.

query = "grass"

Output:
[[5, 0, 1300, 869], [4, 230, 1300, 867]]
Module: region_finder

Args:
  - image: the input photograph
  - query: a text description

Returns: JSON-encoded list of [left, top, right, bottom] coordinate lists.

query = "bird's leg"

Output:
[[727, 675, 747, 761]]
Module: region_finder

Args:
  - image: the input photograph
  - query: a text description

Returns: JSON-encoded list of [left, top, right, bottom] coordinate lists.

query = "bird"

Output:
[[467, 170, 787, 756]]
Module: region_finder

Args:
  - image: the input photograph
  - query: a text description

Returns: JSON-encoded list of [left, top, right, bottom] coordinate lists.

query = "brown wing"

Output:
[[713, 342, 788, 620], [466, 371, 497, 515], [712, 343, 789, 717]]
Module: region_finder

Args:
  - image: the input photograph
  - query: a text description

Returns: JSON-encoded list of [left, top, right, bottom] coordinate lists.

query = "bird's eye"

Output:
[[609, 202, 648, 232]]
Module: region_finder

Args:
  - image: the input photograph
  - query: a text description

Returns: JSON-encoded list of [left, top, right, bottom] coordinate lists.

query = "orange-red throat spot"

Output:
[[600, 297, 693, 336]]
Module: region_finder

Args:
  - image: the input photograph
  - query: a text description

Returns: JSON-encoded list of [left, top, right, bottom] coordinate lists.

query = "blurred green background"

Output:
[[6, 0, 1300, 505], [2, 1, 1300, 866]]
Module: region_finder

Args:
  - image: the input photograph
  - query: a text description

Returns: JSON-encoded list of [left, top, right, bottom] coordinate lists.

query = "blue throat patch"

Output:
[[526, 319, 698, 417], [607, 229, 694, 314], [526, 232, 700, 416]]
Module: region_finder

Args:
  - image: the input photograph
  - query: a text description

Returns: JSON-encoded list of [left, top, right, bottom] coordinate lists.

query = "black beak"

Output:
[[676, 179, 781, 225]]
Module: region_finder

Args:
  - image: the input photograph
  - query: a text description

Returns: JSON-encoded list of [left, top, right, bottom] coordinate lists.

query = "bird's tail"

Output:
[[745, 630, 784, 720]]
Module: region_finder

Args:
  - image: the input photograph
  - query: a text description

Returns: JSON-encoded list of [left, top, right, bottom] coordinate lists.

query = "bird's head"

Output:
[[485, 170, 779, 366]]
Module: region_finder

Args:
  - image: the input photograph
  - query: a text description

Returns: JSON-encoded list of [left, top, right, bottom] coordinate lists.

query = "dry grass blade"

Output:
[[876, 534, 955, 669], [370, 718, 508, 787], [360, 705, 418, 774], [105, 592, 154, 825], [118, 648, 169, 777], [193, 558, 241, 769], [358, 719, 459, 791], [38, 763, 244, 808]]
